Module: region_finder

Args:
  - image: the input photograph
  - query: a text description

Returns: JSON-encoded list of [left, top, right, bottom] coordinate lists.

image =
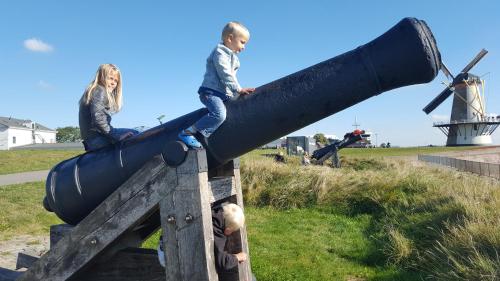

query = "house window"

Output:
[[13, 136, 16, 144]]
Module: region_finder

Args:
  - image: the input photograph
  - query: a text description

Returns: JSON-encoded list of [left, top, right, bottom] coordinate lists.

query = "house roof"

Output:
[[0, 116, 56, 132]]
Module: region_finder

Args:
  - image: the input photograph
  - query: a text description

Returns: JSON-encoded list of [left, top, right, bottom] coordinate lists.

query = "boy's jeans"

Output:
[[194, 92, 227, 138]]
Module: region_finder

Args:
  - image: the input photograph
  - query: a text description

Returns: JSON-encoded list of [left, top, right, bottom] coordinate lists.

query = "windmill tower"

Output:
[[423, 49, 500, 146]]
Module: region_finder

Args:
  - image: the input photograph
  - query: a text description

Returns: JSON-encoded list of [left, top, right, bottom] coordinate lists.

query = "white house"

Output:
[[0, 116, 57, 150]]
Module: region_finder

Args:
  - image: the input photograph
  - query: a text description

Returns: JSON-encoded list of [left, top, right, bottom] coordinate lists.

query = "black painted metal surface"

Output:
[[45, 17, 441, 225]]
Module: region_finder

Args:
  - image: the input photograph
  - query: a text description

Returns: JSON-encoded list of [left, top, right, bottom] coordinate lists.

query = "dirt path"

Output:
[[0, 170, 49, 187], [0, 235, 49, 270]]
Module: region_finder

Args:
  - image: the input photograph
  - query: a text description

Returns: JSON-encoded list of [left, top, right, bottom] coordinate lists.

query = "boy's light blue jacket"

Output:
[[200, 43, 241, 98]]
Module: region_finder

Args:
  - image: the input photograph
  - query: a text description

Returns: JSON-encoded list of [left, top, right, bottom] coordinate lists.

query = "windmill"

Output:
[[423, 49, 500, 146]]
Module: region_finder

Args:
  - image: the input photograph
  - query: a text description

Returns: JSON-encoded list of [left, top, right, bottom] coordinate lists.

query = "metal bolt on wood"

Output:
[[167, 215, 176, 224]]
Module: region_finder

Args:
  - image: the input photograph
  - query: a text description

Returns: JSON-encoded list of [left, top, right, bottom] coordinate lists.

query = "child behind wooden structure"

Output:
[[158, 203, 246, 280]]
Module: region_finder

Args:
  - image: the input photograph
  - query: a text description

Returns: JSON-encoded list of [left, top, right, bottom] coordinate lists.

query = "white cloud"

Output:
[[38, 80, 54, 91], [24, 38, 54, 52], [431, 114, 449, 122]]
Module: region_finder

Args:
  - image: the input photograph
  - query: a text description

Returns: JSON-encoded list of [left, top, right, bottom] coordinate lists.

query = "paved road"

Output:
[[0, 170, 49, 186]]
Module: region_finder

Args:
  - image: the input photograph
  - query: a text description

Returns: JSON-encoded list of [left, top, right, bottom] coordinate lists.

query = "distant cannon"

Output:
[[44, 17, 441, 225], [312, 130, 365, 167]]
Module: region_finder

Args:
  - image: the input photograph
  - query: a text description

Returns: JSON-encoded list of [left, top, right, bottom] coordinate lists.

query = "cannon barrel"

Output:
[[45, 17, 441, 224]]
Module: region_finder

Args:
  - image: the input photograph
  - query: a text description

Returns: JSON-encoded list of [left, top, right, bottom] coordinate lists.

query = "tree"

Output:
[[313, 133, 328, 146], [56, 126, 81, 143]]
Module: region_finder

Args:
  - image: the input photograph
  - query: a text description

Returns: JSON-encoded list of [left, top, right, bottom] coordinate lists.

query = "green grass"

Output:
[[2, 148, 499, 280], [241, 152, 500, 280], [338, 146, 477, 158], [246, 207, 421, 281], [256, 146, 477, 159], [0, 181, 62, 240], [0, 146, 475, 175], [142, 207, 421, 281], [0, 150, 83, 175]]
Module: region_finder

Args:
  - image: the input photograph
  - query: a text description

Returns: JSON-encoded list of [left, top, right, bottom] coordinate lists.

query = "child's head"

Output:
[[221, 22, 250, 54], [222, 203, 245, 235], [81, 64, 123, 112]]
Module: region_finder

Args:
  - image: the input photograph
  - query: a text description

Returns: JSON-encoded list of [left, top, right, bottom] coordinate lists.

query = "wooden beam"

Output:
[[16, 150, 253, 281], [0, 268, 23, 281], [232, 164, 253, 281], [15, 252, 39, 270], [49, 224, 73, 248], [208, 177, 236, 203], [17, 156, 175, 281], [72, 248, 165, 281], [159, 149, 218, 281]]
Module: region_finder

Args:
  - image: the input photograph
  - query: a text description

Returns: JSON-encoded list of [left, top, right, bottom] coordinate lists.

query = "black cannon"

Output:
[[312, 130, 365, 167], [44, 17, 441, 225]]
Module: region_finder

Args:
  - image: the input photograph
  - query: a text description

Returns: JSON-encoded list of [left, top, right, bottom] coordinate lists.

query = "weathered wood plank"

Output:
[[208, 159, 238, 178], [208, 177, 236, 204], [0, 268, 23, 281], [50, 224, 74, 248], [233, 166, 253, 281], [159, 149, 218, 281], [17, 156, 175, 281], [176, 149, 208, 174], [15, 252, 39, 270], [71, 248, 165, 281]]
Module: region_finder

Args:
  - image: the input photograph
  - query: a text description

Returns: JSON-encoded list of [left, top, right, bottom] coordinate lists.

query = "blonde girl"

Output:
[[79, 64, 138, 151]]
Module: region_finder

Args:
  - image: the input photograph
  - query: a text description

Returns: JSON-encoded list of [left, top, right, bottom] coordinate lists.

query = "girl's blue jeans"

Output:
[[85, 128, 139, 151], [194, 92, 227, 138]]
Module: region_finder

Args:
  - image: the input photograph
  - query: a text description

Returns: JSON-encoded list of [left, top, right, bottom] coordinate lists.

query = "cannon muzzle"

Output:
[[45, 17, 441, 224]]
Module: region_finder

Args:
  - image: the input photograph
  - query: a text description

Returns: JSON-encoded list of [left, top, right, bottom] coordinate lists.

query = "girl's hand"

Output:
[[239, 88, 256, 95], [118, 131, 135, 141]]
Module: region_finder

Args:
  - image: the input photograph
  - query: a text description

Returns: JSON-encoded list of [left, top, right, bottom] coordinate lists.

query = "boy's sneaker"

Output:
[[178, 131, 203, 148]]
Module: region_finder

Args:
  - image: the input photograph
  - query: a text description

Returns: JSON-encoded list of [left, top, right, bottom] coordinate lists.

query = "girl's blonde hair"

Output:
[[221, 21, 250, 41], [80, 64, 123, 112], [223, 203, 245, 231]]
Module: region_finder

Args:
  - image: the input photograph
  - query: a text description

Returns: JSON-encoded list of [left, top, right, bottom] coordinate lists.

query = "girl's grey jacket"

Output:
[[201, 43, 242, 98], [79, 85, 115, 142]]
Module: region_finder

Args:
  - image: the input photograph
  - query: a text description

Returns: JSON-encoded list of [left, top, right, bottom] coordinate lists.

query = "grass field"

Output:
[[1, 148, 499, 280], [256, 146, 477, 159], [0, 150, 83, 175], [0, 146, 473, 176], [0, 182, 61, 240], [337, 146, 475, 158], [143, 206, 422, 281], [2, 180, 419, 280], [240, 152, 500, 280]]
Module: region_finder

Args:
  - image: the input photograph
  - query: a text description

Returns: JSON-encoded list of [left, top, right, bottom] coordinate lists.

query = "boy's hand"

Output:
[[234, 252, 247, 263], [239, 88, 256, 95]]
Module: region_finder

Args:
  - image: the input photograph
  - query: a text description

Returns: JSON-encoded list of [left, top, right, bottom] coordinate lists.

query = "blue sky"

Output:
[[1, 0, 500, 146]]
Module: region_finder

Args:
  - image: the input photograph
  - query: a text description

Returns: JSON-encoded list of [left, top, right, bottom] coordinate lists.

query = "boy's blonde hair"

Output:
[[221, 21, 250, 41], [80, 64, 123, 112], [223, 203, 245, 232]]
